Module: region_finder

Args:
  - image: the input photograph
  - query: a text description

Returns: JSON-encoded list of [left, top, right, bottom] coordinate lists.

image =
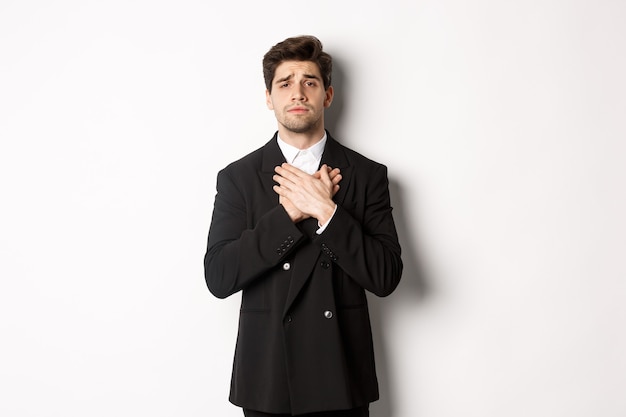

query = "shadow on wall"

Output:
[[326, 56, 430, 417], [369, 178, 430, 417], [325, 55, 346, 138]]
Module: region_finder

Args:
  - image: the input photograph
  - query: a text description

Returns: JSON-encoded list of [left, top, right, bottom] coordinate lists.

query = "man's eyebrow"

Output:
[[274, 73, 321, 84], [275, 74, 293, 84], [303, 73, 321, 81]]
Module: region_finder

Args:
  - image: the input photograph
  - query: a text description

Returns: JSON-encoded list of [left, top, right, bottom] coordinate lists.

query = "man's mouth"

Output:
[[288, 106, 309, 113]]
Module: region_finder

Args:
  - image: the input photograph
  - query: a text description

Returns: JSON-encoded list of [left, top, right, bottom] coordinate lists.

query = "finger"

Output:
[[328, 167, 341, 178], [272, 184, 289, 197], [274, 165, 295, 182], [276, 163, 307, 179], [319, 165, 340, 189], [272, 174, 292, 189], [318, 164, 331, 183], [328, 167, 342, 184], [272, 176, 297, 195], [316, 165, 340, 179]]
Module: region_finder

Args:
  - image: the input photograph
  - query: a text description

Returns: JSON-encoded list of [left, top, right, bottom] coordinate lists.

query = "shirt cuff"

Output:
[[316, 204, 337, 235]]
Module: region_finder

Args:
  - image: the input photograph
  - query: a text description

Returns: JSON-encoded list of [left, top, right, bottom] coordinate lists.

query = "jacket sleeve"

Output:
[[316, 164, 403, 297], [204, 167, 305, 299]]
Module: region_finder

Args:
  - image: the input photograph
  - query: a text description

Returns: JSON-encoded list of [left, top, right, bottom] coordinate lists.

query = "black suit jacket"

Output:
[[204, 132, 402, 415]]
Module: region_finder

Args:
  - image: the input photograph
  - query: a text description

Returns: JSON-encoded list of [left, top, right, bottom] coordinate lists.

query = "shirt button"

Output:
[[282, 262, 291, 271], [324, 310, 333, 319]]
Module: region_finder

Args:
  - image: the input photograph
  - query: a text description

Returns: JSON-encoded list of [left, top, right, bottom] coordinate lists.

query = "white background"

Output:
[[1, 1, 625, 416]]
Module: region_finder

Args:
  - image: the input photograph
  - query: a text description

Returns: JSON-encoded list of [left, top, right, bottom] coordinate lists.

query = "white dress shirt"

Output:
[[277, 133, 327, 175]]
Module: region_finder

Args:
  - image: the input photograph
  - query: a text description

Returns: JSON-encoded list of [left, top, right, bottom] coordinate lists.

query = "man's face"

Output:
[[266, 60, 333, 135]]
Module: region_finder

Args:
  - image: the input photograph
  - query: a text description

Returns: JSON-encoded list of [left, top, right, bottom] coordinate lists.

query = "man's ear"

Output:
[[265, 89, 274, 110], [324, 86, 334, 108]]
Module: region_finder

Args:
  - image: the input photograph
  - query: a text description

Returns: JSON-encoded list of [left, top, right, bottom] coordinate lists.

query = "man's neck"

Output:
[[277, 127, 326, 150]]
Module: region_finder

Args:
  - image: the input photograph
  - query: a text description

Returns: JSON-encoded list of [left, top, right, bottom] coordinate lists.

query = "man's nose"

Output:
[[292, 85, 305, 101]]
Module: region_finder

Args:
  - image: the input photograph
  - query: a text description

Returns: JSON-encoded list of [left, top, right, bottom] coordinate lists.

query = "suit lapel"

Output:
[[259, 134, 286, 205], [320, 134, 352, 208]]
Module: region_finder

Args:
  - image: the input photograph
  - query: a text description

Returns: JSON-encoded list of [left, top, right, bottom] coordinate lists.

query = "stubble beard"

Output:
[[279, 110, 323, 134]]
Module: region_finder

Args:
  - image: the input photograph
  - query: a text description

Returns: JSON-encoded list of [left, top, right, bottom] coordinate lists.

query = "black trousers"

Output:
[[243, 405, 369, 417]]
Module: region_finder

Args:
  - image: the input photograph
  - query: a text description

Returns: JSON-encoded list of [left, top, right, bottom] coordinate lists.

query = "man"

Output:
[[204, 35, 403, 417]]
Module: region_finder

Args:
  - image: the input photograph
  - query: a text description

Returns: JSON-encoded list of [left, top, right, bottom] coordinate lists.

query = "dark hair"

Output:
[[262, 35, 332, 92]]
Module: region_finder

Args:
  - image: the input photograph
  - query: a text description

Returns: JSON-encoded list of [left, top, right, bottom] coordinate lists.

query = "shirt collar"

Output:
[[277, 132, 327, 164]]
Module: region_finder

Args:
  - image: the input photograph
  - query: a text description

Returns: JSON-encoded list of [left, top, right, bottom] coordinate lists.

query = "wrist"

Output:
[[316, 202, 337, 227]]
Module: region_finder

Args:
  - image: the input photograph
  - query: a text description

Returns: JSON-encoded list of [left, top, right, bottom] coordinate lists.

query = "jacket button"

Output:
[[320, 261, 330, 269], [286, 315, 292, 323], [324, 310, 333, 319], [282, 262, 291, 271]]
